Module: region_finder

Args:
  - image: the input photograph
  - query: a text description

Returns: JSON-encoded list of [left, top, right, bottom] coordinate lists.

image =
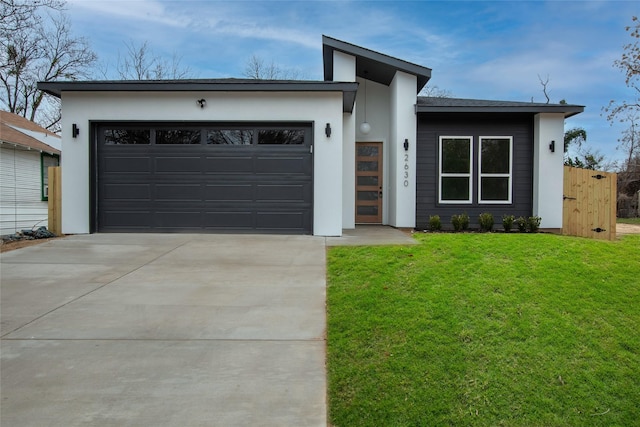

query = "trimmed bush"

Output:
[[516, 216, 528, 232], [451, 213, 470, 232], [528, 216, 542, 232], [502, 214, 515, 232], [429, 215, 442, 231], [478, 213, 494, 232]]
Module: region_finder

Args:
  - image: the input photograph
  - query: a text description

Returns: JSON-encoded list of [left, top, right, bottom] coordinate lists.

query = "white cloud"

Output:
[[68, 0, 191, 28]]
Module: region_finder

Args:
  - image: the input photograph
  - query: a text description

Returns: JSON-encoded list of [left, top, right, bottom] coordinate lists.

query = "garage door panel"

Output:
[[204, 211, 253, 229], [102, 184, 151, 200], [256, 211, 309, 230], [256, 183, 311, 202], [155, 157, 202, 173], [96, 123, 312, 234], [204, 156, 253, 173], [155, 184, 202, 201], [102, 157, 151, 173], [100, 211, 152, 228], [255, 156, 311, 174], [155, 211, 202, 228], [205, 184, 253, 201]]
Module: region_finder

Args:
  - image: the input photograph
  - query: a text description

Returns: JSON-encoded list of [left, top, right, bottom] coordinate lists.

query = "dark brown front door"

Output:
[[355, 142, 382, 223]]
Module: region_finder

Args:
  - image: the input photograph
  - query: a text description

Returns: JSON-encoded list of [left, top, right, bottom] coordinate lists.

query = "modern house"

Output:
[[0, 111, 61, 236], [38, 36, 583, 236]]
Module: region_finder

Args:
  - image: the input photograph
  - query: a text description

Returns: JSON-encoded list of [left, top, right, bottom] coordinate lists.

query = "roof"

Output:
[[0, 111, 60, 155], [322, 35, 432, 93], [37, 79, 360, 113], [416, 97, 584, 118]]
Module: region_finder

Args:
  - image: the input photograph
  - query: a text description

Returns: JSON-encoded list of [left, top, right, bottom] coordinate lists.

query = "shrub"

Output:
[[478, 213, 494, 232], [451, 213, 470, 232], [528, 216, 542, 233], [516, 216, 528, 232], [502, 214, 515, 232], [429, 215, 442, 231]]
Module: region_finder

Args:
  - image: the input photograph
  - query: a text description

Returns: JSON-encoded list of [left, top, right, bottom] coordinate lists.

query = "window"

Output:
[[258, 129, 305, 145], [479, 137, 512, 203], [156, 129, 201, 145], [439, 137, 472, 203], [207, 130, 253, 145], [41, 153, 60, 201], [104, 129, 150, 145]]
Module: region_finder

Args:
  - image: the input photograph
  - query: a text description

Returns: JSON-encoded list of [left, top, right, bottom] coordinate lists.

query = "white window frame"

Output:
[[438, 136, 473, 204], [478, 136, 513, 204]]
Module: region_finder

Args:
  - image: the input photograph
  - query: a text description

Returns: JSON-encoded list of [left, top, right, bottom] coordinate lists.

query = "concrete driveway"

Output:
[[1, 233, 327, 426]]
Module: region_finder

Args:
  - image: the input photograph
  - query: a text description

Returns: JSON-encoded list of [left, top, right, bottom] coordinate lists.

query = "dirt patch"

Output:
[[0, 236, 63, 253], [616, 223, 640, 235]]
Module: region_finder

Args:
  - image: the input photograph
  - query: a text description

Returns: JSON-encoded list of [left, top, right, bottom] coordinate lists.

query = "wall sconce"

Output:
[[404, 139, 409, 151], [196, 98, 206, 108], [72, 123, 79, 138], [325, 123, 331, 138], [549, 140, 555, 153]]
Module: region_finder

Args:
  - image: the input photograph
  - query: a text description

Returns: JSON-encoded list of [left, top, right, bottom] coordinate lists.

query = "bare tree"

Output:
[[605, 16, 640, 122], [419, 85, 453, 98], [1, 2, 96, 129], [603, 16, 640, 212], [114, 40, 193, 80], [243, 54, 303, 80], [538, 74, 551, 104], [0, 0, 64, 35]]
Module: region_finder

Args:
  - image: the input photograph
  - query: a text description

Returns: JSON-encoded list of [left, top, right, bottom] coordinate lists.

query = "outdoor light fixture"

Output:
[[404, 139, 409, 151], [549, 140, 555, 153], [72, 123, 79, 138], [196, 98, 206, 108], [359, 72, 371, 135], [325, 123, 331, 138]]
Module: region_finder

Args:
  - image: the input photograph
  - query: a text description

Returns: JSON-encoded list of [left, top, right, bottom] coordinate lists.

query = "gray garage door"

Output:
[[95, 123, 313, 234]]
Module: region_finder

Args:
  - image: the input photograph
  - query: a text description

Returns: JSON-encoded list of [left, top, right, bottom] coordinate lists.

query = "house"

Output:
[[0, 111, 61, 236], [37, 36, 582, 236]]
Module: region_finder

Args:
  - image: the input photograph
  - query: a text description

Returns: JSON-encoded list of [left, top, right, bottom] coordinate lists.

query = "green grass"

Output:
[[618, 217, 640, 225], [327, 233, 640, 426]]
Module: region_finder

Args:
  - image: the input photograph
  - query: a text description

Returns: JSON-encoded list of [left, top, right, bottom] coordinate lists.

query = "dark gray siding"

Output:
[[416, 113, 534, 230]]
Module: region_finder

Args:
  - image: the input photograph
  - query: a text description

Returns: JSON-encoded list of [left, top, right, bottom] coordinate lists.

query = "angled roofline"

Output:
[[322, 35, 431, 93], [37, 79, 360, 113], [416, 97, 585, 118]]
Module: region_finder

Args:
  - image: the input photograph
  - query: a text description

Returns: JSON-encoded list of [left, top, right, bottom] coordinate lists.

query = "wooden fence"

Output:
[[562, 166, 617, 240], [48, 166, 62, 236]]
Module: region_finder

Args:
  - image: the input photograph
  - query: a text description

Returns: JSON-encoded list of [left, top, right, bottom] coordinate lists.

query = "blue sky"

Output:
[[66, 0, 639, 166]]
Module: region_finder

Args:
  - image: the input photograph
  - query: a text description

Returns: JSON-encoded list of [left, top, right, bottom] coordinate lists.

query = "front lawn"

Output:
[[327, 233, 640, 426]]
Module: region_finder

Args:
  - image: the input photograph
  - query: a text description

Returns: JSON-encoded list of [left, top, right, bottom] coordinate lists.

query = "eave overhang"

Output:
[[322, 35, 431, 93], [38, 79, 360, 113], [416, 97, 585, 118]]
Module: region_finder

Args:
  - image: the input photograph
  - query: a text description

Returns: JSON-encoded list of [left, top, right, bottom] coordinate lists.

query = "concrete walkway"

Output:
[[1, 234, 327, 426]]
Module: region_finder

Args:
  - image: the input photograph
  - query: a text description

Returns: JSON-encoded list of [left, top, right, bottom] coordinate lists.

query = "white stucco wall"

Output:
[[533, 113, 565, 229], [333, 51, 357, 229], [59, 91, 344, 236], [389, 71, 417, 228]]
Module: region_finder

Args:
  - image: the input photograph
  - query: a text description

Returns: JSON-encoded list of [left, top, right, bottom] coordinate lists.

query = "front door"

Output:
[[355, 142, 383, 223]]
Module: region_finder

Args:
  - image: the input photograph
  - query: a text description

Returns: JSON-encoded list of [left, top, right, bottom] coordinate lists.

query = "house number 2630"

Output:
[[403, 153, 409, 187]]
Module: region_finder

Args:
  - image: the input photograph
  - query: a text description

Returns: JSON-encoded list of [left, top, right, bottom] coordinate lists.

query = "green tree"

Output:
[[563, 127, 603, 170]]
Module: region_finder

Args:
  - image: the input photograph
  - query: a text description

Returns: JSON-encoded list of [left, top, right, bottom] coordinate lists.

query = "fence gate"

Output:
[[562, 166, 617, 240]]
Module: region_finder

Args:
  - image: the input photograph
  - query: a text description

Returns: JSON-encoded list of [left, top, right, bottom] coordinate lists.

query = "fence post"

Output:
[[48, 166, 62, 236]]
